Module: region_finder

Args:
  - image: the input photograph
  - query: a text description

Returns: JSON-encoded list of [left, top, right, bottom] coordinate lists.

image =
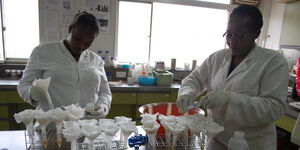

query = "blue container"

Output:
[[138, 77, 156, 85], [122, 64, 130, 69]]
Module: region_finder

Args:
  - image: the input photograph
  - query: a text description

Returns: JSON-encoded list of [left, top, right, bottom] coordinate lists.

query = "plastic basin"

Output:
[[138, 77, 156, 85], [139, 102, 205, 135]]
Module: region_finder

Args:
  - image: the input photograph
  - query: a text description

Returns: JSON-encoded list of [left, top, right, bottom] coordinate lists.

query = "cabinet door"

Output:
[[0, 91, 24, 103], [280, 1, 300, 47], [107, 104, 136, 120], [0, 105, 8, 118], [136, 92, 170, 105], [112, 92, 137, 104], [0, 121, 10, 130]]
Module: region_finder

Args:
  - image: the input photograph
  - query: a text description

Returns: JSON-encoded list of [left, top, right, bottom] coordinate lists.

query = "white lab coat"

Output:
[[17, 41, 112, 111], [179, 45, 288, 150]]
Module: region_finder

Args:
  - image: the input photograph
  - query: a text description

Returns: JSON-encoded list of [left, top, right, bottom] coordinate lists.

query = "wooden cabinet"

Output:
[[106, 104, 137, 120], [108, 91, 178, 122], [0, 91, 33, 130], [0, 87, 179, 130], [0, 121, 10, 130], [107, 92, 137, 120], [111, 92, 136, 104], [280, 1, 300, 47], [0, 105, 8, 118], [0, 91, 24, 103], [136, 92, 170, 105]]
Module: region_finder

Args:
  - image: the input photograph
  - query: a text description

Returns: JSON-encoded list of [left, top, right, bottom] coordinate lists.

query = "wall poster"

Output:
[[84, 0, 111, 33], [43, 0, 75, 41]]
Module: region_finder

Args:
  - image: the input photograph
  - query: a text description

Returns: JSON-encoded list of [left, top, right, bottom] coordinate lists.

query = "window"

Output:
[[0, 0, 4, 61], [117, 1, 152, 63], [117, 1, 229, 68], [0, 0, 39, 61]]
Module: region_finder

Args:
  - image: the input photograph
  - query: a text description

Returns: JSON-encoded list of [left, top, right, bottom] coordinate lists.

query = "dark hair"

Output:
[[230, 4, 263, 31], [70, 11, 100, 34]]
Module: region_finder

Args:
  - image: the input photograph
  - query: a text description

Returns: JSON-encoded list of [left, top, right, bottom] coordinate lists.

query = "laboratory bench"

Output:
[[0, 80, 180, 130], [0, 79, 299, 135]]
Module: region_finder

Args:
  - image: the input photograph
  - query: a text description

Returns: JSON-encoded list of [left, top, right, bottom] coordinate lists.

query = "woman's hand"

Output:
[[176, 93, 196, 113], [30, 86, 47, 103], [198, 91, 230, 109], [85, 104, 108, 119]]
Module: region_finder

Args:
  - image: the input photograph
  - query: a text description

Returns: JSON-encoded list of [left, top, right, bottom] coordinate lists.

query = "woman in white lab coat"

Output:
[[176, 4, 288, 150], [18, 11, 112, 118]]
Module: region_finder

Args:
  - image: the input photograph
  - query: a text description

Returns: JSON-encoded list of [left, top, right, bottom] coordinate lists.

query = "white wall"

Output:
[[89, 0, 117, 57], [265, 0, 300, 71], [265, 0, 285, 50], [258, 0, 273, 47]]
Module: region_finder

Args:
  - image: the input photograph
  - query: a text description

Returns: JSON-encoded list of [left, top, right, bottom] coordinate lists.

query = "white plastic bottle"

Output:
[[111, 57, 117, 68], [127, 65, 134, 85], [228, 131, 249, 150], [104, 50, 112, 67]]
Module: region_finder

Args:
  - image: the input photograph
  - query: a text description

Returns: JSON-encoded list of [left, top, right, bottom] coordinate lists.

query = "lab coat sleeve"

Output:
[[96, 64, 112, 111], [17, 47, 43, 106], [225, 53, 288, 127], [179, 57, 211, 97]]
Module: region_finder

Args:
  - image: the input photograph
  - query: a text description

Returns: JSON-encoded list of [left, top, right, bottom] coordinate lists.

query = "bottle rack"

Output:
[[24, 129, 120, 150], [25, 129, 208, 150]]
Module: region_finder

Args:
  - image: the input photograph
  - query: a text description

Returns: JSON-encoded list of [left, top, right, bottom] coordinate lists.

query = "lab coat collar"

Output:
[[58, 40, 89, 61], [225, 43, 258, 80], [243, 43, 258, 62], [223, 43, 257, 62], [59, 40, 68, 54]]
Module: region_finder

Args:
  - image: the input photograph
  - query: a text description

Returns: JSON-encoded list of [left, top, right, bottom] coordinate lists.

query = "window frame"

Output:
[[0, 0, 4, 63], [0, 0, 40, 64]]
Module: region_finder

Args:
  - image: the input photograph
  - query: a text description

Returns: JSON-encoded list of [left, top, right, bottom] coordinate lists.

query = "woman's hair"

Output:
[[230, 4, 263, 31], [70, 11, 100, 34]]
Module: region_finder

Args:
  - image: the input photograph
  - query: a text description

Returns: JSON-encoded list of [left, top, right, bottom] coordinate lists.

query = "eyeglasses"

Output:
[[223, 31, 252, 40]]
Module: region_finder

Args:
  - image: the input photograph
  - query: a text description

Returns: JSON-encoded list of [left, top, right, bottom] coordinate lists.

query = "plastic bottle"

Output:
[[102, 57, 107, 67], [228, 131, 249, 150], [192, 60, 197, 70], [171, 58, 176, 70], [295, 57, 300, 96], [111, 57, 117, 68], [127, 65, 134, 85], [104, 50, 112, 67]]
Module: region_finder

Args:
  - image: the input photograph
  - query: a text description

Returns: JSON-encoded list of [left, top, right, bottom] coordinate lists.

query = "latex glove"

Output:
[[85, 104, 108, 119], [30, 86, 48, 102], [176, 93, 196, 113], [198, 91, 230, 109]]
